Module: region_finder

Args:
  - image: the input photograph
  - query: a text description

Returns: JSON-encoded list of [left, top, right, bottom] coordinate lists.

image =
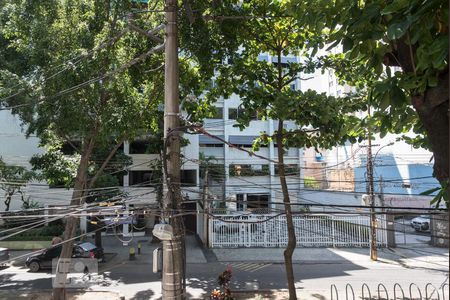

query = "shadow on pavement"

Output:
[[129, 288, 155, 300]]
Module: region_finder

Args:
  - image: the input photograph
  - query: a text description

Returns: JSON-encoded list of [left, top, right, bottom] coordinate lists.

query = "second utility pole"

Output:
[[163, 0, 185, 298], [367, 105, 377, 261]]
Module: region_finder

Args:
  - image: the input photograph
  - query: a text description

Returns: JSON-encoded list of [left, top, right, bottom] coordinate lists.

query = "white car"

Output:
[[410, 215, 431, 232]]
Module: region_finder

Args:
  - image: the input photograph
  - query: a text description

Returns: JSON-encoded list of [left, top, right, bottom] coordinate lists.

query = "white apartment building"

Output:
[[197, 53, 305, 213]]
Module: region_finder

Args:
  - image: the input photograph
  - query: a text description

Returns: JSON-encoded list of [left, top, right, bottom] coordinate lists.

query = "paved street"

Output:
[[0, 235, 448, 299]]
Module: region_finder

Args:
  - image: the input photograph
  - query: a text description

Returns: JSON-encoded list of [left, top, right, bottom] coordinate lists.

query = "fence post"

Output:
[[332, 216, 336, 248], [264, 219, 267, 247], [357, 216, 362, 247], [208, 218, 213, 248]]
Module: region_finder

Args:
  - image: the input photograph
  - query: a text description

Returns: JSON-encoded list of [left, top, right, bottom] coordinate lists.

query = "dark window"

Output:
[[247, 194, 269, 209], [229, 108, 238, 120], [130, 136, 162, 154], [129, 170, 160, 186], [229, 164, 269, 176], [236, 194, 244, 211], [209, 107, 223, 119], [199, 164, 225, 182], [199, 143, 224, 148], [130, 140, 150, 154], [232, 143, 268, 148], [272, 62, 289, 69], [180, 170, 197, 186], [228, 107, 260, 120], [274, 164, 299, 175]]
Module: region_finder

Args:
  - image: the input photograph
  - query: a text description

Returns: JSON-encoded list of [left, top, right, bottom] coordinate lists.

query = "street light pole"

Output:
[[162, 0, 185, 298]]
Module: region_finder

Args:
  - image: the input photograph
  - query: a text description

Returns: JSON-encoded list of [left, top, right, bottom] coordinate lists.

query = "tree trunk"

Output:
[[386, 41, 449, 183], [411, 72, 449, 183], [276, 120, 297, 300], [53, 136, 96, 300]]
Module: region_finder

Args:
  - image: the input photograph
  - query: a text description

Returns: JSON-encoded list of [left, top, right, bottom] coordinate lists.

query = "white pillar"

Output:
[[44, 204, 49, 227], [123, 141, 130, 187], [80, 203, 87, 234]]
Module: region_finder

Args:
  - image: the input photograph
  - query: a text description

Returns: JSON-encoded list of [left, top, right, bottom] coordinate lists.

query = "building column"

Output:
[[123, 141, 130, 187], [80, 203, 87, 234], [223, 96, 229, 206]]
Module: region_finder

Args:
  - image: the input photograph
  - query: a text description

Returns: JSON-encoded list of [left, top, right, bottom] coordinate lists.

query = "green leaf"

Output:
[[387, 20, 410, 40], [342, 37, 354, 53], [379, 92, 390, 111], [381, 0, 409, 15], [420, 186, 441, 196], [390, 86, 407, 107]]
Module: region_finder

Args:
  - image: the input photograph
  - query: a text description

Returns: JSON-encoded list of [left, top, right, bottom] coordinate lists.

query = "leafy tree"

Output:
[[298, 0, 448, 187], [0, 1, 168, 298], [0, 157, 35, 211], [201, 1, 365, 298]]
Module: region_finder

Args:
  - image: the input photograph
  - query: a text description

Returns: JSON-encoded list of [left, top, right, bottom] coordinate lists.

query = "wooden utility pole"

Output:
[[366, 106, 377, 261], [162, 0, 185, 298]]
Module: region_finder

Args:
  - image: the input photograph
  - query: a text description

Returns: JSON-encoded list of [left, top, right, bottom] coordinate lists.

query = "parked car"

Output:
[[25, 242, 103, 272], [410, 215, 431, 232], [0, 247, 9, 266]]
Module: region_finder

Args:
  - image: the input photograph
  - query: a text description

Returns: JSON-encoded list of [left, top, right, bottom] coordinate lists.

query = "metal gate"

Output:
[[209, 214, 387, 248]]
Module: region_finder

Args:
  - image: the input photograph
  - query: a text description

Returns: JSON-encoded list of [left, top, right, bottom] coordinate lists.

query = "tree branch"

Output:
[[87, 138, 125, 189], [128, 22, 164, 44]]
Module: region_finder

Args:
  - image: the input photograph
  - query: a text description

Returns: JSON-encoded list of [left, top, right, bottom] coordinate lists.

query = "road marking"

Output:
[[221, 262, 272, 273]]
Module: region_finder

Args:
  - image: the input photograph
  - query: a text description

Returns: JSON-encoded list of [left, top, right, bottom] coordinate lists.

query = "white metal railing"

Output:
[[208, 214, 387, 248]]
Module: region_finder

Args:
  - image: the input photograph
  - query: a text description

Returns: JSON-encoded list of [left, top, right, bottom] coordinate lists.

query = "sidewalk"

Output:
[[93, 234, 448, 272], [212, 245, 450, 274], [86, 234, 207, 264]]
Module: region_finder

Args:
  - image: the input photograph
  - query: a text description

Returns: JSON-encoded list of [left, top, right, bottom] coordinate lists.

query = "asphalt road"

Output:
[[1, 252, 448, 300]]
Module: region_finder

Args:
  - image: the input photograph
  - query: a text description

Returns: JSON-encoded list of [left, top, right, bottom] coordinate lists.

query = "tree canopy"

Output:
[[295, 0, 448, 184]]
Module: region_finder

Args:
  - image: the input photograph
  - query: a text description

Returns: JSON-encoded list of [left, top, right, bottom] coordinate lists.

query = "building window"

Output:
[[129, 170, 160, 186], [274, 164, 299, 175], [180, 170, 197, 186], [236, 194, 244, 211], [208, 107, 223, 119], [199, 143, 224, 148], [228, 107, 260, 120], [130, 137, 161, 154], [290, 83, 296, 91], [247, 194, 269, 209], [130, 140, 150, 154], [228, 108, 238, 120], [229, 164, 269, 176]]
